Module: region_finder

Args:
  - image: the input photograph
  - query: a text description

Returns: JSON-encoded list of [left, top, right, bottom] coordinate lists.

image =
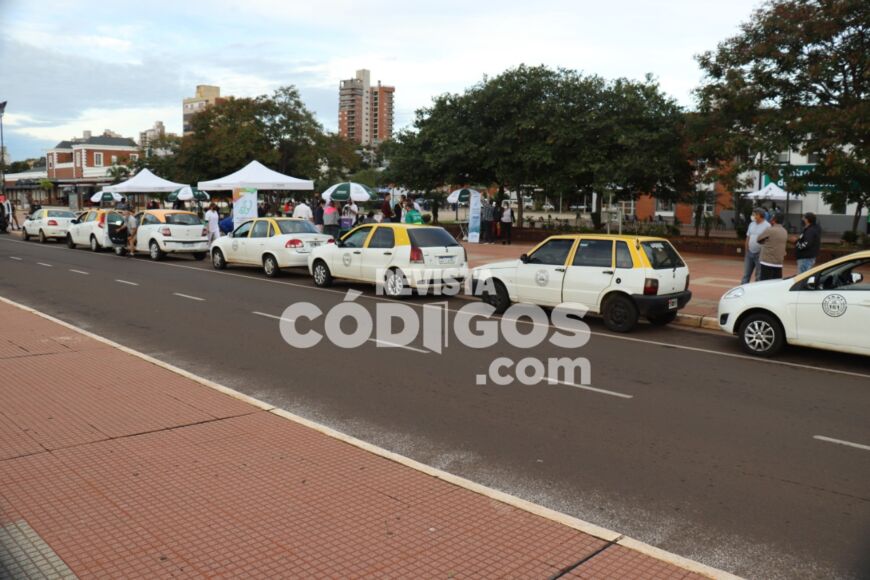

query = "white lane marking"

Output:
[[9, 256, 22, 261], [173, 292, 204, 302], [252, 310, 429, 354], [547, 378, 633, 399], [37, 262, 53, 267], [69, 269, 89, 275], [115, 279, 139, 286], [2, 236, 866, 380], [813, 435, 870, 452]]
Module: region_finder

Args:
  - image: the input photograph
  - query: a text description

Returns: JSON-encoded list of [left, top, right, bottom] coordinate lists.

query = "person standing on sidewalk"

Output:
[[3, 197, 18, 230], [314, 199, 325, 232], [204, 203, 221, 246], [480, 195, 493, 244], [500, 201, 515, 245], [380, 193, 393, 223], [741, 208, 770, 284], [756, 211, 787, 280], [323, 200, 340, 238], [292, 199, 313, 222], [794, 212, 821, 274]]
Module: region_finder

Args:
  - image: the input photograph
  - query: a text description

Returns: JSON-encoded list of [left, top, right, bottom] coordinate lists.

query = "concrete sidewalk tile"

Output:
[[564, 544, 706, 579]]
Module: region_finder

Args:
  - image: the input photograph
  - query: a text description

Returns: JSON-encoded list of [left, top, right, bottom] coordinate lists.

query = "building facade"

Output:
[[183, 85, 222, 135], [139, 120, 166, 149], [338, 70, 394, 146]]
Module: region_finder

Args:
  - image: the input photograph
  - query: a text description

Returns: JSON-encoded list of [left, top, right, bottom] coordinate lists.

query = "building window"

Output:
[[94, 152, 103, 167], [655, 198, 675, 213], [776, 151, 790, 164], [75, 151, 81, 166], [130, 154, 139, 162], [111, 155, 118, 164], [807, 152, 822, 164]]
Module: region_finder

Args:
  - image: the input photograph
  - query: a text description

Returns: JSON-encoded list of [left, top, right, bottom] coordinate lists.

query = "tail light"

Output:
[[285, 238, 303, 249], [327, 238, 335, 244], [643, 278, 659, 296], [160, 226, 171, 236], [47, 219, 58, 226], [97, 214, 106, 228], [685, 273, 690, 291], [410, 246, 424, 263]]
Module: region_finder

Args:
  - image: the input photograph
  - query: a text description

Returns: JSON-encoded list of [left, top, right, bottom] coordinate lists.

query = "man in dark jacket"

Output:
[[795, 212, 821, 274]]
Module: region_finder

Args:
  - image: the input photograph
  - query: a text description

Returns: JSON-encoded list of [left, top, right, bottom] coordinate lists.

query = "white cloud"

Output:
[[11, 106, 181, 145]]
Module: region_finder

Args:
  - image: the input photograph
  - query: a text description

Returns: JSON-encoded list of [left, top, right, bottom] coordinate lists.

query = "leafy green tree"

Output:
[[106, 164, 130, 184]]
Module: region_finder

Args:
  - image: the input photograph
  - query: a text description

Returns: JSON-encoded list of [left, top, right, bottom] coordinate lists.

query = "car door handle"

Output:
[[353, 251, 362, 254], [602, 270, 614, 275], [555, 267, 565, 272], [383, 252, 392, 255]]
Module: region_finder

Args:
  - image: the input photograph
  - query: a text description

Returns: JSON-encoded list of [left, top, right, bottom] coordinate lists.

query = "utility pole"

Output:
[[0, 101, 7, 203]]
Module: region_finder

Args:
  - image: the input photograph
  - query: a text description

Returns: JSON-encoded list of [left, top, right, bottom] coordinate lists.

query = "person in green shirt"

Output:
[[403, 200, 423, 224]]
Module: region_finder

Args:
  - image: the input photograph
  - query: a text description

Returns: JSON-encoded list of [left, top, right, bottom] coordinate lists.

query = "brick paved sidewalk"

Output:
[[0, 300, 729, 578]]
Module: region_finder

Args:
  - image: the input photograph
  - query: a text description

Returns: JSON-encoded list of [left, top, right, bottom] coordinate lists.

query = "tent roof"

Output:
[[745, 182, 800, 201], [197, 160, 314, 191], [104, 168, 187, 193]]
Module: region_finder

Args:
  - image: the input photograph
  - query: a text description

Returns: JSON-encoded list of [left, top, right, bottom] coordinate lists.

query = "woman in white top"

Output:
[[500, 201, 514, 245]]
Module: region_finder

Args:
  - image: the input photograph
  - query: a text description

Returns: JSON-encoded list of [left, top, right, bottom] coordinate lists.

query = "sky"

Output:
[[0, 0, 762, 162]]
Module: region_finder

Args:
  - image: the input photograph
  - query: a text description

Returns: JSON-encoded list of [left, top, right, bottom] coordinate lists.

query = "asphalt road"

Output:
[[1, 235, 868, 580]]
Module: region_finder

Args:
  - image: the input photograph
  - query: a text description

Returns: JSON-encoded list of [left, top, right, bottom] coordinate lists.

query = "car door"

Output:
[[227, 221, 254, 264], [72, 211, 91, 244], [514, 238, 576, 306], [794, 257, 870, 352], [333, 226, 373, 280], [562, 239, 616, 312], [247, 220, 270, 263], [135, 213, 158, 251], [361, 226, 396, 282]]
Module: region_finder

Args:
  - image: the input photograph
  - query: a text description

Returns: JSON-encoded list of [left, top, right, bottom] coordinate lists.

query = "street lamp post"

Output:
[[0, 101, 7, 202]]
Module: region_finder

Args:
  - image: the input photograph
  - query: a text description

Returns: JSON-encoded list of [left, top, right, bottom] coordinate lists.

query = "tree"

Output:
[[696, 0, 869, 232], [106, 164, 130, 184]]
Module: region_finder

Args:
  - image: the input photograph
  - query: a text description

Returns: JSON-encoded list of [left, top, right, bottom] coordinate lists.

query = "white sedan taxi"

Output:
[[130, 210, 209, 260], [308, 223, 468, 297], [211, 217, 333, 277], [22, 208, 76, 243], [719, 250, 870, 357]]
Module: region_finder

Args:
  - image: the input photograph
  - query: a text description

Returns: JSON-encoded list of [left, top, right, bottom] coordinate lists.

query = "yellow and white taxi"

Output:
[[719, 250, 870, 357], [130, 210, 209, 260], [22, 207, 76, 243], [211, 217, 333, 277], [67, 208, 124, 251], [470, 234, 692, 332], [308, 223, 468, 297]]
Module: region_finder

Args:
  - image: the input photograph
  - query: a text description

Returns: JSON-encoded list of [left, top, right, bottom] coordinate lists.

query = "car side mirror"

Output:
[[805, 275, 817, 290], [336, 239, 344, 248], [520, 254, 530, 264], [852, 272, 864, 284], [71, 219, 79, 224]]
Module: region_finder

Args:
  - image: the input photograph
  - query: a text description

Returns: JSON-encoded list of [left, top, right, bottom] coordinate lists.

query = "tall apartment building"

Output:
[[338, 70, 394, 146], [182, 85, 222, 135], [139, 120, 166, 149]]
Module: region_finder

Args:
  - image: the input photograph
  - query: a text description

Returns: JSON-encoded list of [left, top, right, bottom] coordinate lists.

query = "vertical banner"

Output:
[[232, 187, 258, 230], [468, 189, 482, 244]]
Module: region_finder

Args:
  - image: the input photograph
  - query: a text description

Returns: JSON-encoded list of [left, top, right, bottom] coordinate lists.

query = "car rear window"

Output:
[[277, 220, 318, 235], [165, 213, 203, 225], [641, 241, 684, 269], [408, 228, 459, 248], [47, 210, 75, 218]]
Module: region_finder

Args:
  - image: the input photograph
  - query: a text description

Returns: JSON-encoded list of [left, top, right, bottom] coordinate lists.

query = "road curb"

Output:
[[675, 312, 723, 331], [0, 294, 742, 580]]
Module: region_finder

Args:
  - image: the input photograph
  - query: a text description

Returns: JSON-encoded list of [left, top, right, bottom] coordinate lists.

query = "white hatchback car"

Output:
[[308, 223, 468, 297], [67, 208, 123, 251], [719, 250, 870, 357], [129, 210, 209, 260], [22, 208, 76, 243], [211, 217, 333, 277], [470, 235, 692, 332]]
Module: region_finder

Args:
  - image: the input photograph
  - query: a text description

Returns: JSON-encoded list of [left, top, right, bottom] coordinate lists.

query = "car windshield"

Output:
[[408, 228, 459, 248], [641, 241, 684, 269], [164, 213, 203, 225], [47, 210, 75, 218], [277, 220, 318, 235]]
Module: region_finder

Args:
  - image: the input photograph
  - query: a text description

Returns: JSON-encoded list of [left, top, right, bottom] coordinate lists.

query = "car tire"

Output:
[[89, 235, 100, 252], [149, 240, 165, 261], [312, 260, 333, 287], [66, 234, 76, 249], [193, 252, 207, 261], [212, 249, 227, 270], [263, 254, 280, 278], [602, 294, 639, 332], [38, 230, 47, 244], [22, 228, 30, 241], [737, 312, 784, 357], [481, 279, 510, 314], [384, 268, 408, 298], [648, 311, 677, 326]]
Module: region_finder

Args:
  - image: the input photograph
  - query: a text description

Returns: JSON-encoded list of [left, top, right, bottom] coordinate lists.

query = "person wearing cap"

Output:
[[741, 208, 770, 284], [794, 212, 821, 274], [756, 211, 788, 280]]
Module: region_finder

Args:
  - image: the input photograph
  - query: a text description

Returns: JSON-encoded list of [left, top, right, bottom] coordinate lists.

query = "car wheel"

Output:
[[312, 260, 333, 287], [481, 279, 510, 314], [602, 294, 639, 332], [212, 249, 227, 270], [384, 268, 408, 298], [648, 311, 677, 326], [738, 312, 784, 357], [149, 240, 165, 261], [38, 230, 47, 244], [89, 235, 99, 252], [66, 234, 76, 249], [22, 228, 30, 241], [263, 254, 280, 278], [193, 252, 207, 261]]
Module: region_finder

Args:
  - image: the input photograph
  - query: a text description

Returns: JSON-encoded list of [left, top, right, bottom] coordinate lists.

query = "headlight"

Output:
[[724, 287, 745, 299]]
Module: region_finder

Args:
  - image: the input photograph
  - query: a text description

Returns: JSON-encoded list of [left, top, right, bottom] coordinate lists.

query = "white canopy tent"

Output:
[[197, 160, 314, 191], [745, 182, 801, 202], [104, 168, 187, 193]]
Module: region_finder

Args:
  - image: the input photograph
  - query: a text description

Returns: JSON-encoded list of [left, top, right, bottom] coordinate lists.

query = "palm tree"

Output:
[[106, 164, 130, 184]]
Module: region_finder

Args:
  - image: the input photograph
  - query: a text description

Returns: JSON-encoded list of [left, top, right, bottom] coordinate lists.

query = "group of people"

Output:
[[479, 195, 516, 245], [379, 193, 425, 225], [0, 196, 21, 232], [742, 208, 822, 283]]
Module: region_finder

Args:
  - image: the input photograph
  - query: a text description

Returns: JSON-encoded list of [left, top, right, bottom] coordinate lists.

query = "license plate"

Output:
[[309, 242, 321, 247], [438, 256, 454, 264], [668, 298, 678, 309]]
